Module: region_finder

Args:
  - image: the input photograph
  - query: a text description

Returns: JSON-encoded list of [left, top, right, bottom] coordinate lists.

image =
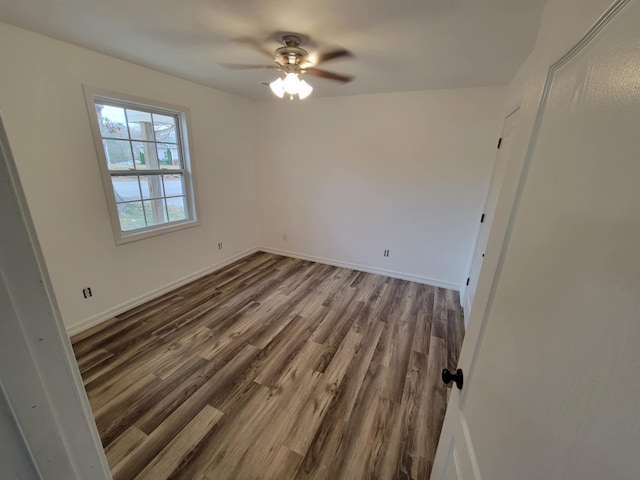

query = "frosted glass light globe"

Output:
[[298, 79, 313, 99], [283, 73, 300, 95], [269, 77, 285, 98]]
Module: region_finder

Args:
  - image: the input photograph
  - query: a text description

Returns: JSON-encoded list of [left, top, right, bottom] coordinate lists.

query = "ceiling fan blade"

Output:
[[219, 63, 280, 70], [305, 68, 354, 83], [315, 48, 353, 64], [232, 36, 274, 59]]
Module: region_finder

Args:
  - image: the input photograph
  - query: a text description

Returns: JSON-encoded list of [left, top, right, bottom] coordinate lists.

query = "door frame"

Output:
[[460, 106, 520, 322], [0, 113, 112, 479]]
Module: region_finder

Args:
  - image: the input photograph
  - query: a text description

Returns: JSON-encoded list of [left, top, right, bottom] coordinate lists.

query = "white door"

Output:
[[462, 108, 519, 322], [432, 1, 640, 478]]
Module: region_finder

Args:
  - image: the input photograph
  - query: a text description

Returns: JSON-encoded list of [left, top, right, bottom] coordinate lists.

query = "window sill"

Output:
[[114, 218, 200, 245]]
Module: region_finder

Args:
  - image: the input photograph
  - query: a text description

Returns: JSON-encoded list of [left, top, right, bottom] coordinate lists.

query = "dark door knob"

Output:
[[442, 368, 463, 390]]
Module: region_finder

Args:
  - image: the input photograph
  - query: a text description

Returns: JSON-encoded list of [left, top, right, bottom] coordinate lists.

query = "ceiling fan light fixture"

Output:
[[224, 34, 353, 100], [269, 77, 285, 98], [298, 79, 313, 99]]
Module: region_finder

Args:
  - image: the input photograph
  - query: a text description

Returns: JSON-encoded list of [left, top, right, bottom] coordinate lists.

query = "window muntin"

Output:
[[85, 88, 197, 243]]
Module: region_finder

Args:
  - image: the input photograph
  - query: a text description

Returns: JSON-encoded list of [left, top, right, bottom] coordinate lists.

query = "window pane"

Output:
[[103, 139, 134, 170], [127, 109, 153, 141], [131, 141, 158, 169], [111, 176, 141, 202], [117, 202, 146, 231], [96, 104, 128, 139], [139, 175, 164, 199], [166, 196, 187, 222], [153, 114, 177, 143], [157, 143, 181, 169], [143, 199, 167, 226], [163, 174, 185, 197], [90, 94, 195, 241]]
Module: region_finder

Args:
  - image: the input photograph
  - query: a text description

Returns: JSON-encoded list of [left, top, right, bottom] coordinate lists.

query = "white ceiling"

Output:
[[0, 0, 547, 100]]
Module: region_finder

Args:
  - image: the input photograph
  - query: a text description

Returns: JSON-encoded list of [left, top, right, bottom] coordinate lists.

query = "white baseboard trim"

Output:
[[66, 247, 259, 336], [68, 245, 463, 336], [258, 246, 462, 292]]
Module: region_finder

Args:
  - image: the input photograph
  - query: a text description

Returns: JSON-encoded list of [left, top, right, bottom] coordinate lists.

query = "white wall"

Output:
[[0, 22, 510, 333], [256, 88, 505, 289], [0, 23, 258, 333]]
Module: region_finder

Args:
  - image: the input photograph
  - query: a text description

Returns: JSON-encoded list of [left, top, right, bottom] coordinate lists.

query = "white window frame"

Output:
[[83, 86, 199, 245]]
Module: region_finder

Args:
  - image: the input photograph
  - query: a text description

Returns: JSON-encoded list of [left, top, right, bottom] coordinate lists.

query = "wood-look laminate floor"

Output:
[[72, 252, 465, 480]]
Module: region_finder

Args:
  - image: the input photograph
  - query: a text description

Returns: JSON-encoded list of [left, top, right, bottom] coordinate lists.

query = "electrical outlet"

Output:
[[218, 242, 223, 250], [82, 287, 92, 298], [383, 249, 390, 257], [282, 233, 287, 242]]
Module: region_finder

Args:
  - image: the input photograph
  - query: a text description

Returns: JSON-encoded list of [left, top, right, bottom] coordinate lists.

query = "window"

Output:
[[84, 87, 198, 244]]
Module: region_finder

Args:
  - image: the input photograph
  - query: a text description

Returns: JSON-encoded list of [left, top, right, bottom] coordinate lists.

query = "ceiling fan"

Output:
[[221, 34, 355, 100]]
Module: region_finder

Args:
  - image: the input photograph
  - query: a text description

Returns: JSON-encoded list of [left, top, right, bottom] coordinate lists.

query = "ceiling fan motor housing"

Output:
[[282, 34, 302, 47], [275, 35, 309, 67]]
